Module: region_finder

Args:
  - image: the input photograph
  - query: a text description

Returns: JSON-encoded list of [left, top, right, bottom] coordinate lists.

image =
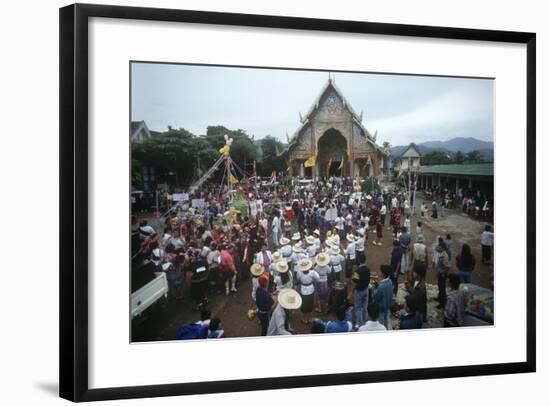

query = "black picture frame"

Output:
[[59, 3, 536, 402]]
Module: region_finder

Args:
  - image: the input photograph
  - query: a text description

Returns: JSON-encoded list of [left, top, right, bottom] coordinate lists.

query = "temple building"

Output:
[[280, 75, 389, 179]]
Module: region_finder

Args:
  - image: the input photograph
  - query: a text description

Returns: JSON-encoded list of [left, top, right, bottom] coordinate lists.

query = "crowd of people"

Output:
[[131, 176, 494, 340]]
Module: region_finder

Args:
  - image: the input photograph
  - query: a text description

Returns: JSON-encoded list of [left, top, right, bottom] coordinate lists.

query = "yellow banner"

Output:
[[229, 174, 239, 184], [304, 156, 316, 168]]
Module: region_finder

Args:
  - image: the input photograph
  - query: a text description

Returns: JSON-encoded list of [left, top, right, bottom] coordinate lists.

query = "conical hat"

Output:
[[278, 288, 302, 310]]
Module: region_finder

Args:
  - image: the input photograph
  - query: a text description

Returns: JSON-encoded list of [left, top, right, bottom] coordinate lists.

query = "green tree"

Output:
[[258, 136, 286, 176], [453, 150, 465, 164], [205, 125, 259, 173], [465, 150, 484, 163], [132, 127, 217, 188], [420, 150, 453, 165]]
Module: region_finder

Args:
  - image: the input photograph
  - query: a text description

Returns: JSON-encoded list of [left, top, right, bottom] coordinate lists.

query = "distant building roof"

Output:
[[421, 163, 493, 177], [399, 143, 422, 158]]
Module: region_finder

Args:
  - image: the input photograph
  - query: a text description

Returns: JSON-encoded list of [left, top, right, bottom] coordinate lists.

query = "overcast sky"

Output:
[[131, 63, 494, 146]]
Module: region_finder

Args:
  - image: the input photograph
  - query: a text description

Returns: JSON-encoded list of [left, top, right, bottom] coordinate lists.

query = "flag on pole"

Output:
[[267, 171, 276, 184], [397, 162, 403, 177], [229, 174, 239, 184], [304, 156, 316, 168]]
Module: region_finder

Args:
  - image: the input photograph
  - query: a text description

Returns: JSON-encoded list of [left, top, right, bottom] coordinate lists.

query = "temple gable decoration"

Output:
[[281, 75, 388, 179]]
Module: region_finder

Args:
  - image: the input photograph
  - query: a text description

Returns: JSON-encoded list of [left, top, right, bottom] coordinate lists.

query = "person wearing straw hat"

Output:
[[269, 251, 282, 282], [291, 232, 301, 242], [344, 233, 357, 280], [267, 288, 302, 336], [295, 258, 320, 324], [250, 263, 268, 302], [305, 235, 316, 259], [273, 261, 293, 292], [279, 236, 293, 268], [291, 242, 306, 277], [329, 245, 345, 283], [313, 252, 331, 313]]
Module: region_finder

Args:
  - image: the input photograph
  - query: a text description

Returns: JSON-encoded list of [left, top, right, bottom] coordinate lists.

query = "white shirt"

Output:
[[481, 231, 494, 246], [296, 270, 320, 295], [272, 216, 281, 234], [267, 304, 291, 336], [391, 197, 398, 208], [330, 253, 345, 273], [355, 236, 365, 252], [332, 234, 340, 246], [314, 265, 331, 282], [345, 242, 357, 260], [314, 237, 321, 253], [358, 321, 387, 332], [254, 250, 272, 267], [345, 214, 353, 226], [335, 217, 344, 231], [306, 245, 316, 258], [380, 205, 387, 215], [281, 244, 293, 261], [273, 272, 293, 292]]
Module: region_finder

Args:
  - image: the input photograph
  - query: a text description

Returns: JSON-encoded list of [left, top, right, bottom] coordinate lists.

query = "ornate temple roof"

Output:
[[281, 74, 386, 156]]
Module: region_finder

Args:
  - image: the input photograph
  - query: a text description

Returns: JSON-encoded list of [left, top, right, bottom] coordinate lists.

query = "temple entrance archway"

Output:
[[317, 129, 348, 178]]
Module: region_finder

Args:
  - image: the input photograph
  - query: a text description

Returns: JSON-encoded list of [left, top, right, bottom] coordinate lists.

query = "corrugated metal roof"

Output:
[[421, 163, 493, 176]]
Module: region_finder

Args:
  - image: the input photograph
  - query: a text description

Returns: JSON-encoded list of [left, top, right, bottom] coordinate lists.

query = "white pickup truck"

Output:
[[131, 271, 169, 319]]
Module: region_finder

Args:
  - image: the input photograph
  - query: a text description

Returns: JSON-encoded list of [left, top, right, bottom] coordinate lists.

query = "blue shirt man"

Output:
[[313, 307, 353, 333]]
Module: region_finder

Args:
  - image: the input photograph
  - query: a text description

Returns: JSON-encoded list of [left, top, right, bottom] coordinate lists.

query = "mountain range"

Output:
[[390, 137, 494, 161]]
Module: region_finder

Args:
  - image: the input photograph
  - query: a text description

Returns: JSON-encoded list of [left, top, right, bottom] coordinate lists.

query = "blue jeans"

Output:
[[354, 288, 369, 327], [459, 270, 472, 284], [378, 311, 389, 328]]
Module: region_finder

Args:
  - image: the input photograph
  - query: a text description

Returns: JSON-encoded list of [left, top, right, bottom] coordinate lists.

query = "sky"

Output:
[[131, 63, 494, 147]]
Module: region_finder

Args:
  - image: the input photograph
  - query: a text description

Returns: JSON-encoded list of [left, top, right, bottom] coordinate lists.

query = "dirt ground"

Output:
[[131, 191, 494, 342]]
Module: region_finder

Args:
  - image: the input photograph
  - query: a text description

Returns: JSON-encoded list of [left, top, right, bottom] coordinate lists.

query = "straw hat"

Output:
[[272, 251, 282, 262], [346, 234, 356, 243], [313, 229, 320, 236], [277, 288, 302, 310], [250, 263, 265, 277], [292, 243, 304, 253], [279, 237, 291, 246], [297, 258, 313, 272], [291, 232, 301, 241], [315, 252, 331, 267], [327, 230, 332, 237], [330, 246, 342, 256], [305, 236, 315, 245], [276, 261, 289, 273], [276, 261, 288, 273], [357, 228, 365, 236]]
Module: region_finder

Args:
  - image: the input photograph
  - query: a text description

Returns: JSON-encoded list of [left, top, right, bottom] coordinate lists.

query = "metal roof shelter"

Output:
[[421, 163, 493, 177]]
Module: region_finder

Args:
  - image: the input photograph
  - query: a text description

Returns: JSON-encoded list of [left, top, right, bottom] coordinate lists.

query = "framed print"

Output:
[[59, 3, 536, 402]]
